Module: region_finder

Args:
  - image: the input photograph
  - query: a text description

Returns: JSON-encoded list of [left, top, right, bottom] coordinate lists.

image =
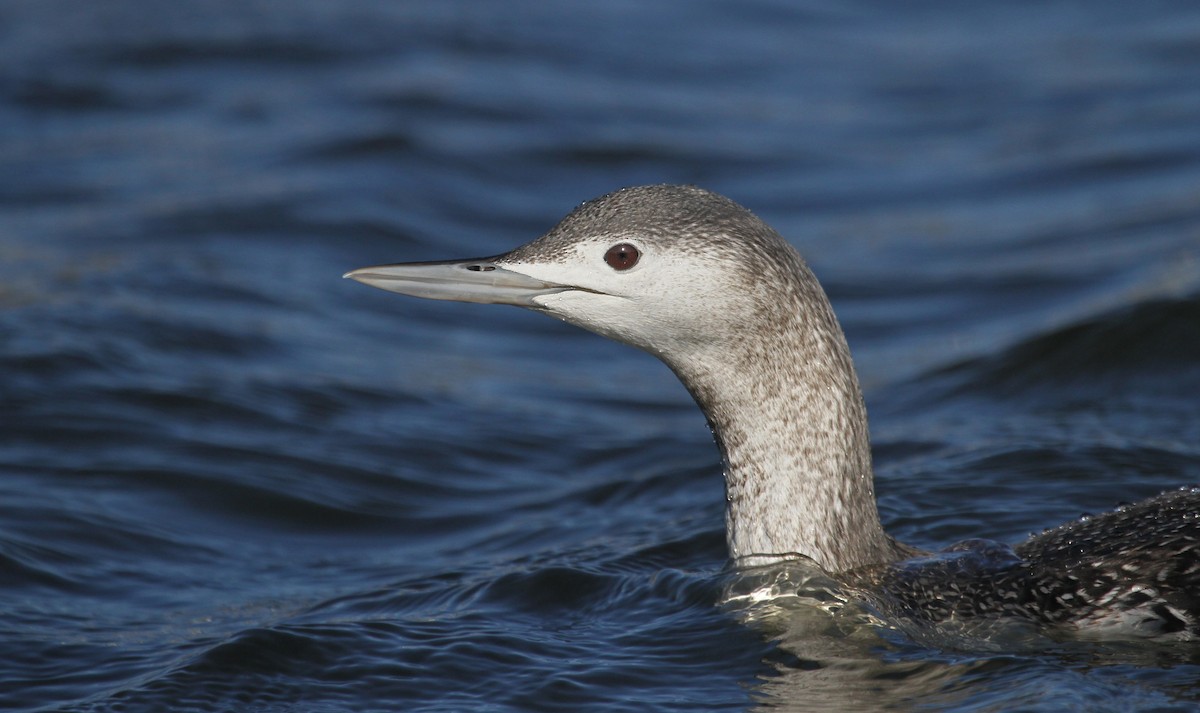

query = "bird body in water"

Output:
[[346, 185, 1200, 641]]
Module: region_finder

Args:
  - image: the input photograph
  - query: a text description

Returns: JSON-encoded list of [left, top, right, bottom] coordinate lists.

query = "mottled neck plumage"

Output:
[[661, 249, 904, 572]]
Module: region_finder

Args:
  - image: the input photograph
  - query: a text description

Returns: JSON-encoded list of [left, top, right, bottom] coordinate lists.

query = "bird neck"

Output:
[[667, 285, 902, 572]]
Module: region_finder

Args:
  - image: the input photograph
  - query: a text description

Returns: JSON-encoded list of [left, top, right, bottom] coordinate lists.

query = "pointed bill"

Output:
[[344, 257, 571, 306]]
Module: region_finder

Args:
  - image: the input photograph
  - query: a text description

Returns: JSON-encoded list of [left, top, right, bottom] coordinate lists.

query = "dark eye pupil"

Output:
[[604, 243, 640, 270]]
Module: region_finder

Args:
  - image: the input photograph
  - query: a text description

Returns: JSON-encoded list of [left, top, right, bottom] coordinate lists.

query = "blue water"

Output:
[[3, 1, 1200, 710]]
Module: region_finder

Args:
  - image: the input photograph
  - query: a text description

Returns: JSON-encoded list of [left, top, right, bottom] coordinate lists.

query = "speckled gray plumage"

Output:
[[855, 488, 1200, 639]]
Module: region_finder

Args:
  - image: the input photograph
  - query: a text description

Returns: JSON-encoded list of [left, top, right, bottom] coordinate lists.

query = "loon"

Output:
[[346, 185, 1200, 641]]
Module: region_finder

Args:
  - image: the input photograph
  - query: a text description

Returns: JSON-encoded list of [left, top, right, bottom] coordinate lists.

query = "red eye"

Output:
[[604, 243, 640, 271]]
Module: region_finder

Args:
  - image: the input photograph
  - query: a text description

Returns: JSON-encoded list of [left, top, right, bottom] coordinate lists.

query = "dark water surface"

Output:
[[3, 2, 1200, 711]]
